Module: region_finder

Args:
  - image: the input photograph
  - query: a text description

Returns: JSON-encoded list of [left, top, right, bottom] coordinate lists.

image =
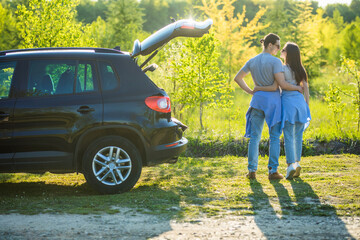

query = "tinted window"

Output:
[[98, 62, 118, 91], [0, 61, 16, 99], [77, 62, 97, 93], [27, 60, 98, 96]]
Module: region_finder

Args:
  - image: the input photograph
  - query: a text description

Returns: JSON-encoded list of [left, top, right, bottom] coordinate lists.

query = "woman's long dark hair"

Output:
[[284, 42, 308, 84]]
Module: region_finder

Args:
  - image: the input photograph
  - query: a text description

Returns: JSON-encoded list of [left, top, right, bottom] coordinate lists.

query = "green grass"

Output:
[[1, 154, 359, 218]]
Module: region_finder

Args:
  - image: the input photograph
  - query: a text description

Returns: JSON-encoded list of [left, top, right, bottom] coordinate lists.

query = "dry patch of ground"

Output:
[[0, 209, 359, 240]]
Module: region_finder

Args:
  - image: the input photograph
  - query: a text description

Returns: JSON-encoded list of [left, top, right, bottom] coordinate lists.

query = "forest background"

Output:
[[1, 0, 360, 156]]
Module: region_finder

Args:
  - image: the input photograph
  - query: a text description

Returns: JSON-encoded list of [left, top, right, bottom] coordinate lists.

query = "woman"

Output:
[[254, 42, 311, 179]]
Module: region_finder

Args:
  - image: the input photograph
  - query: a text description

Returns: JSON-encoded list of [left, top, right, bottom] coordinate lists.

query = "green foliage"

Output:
[[318, 9, 343, 65], [340, 57, 360, 131], [324, 84, 346, 132], [341, 17, 360, 61], [0, 3, 19, 50], [105, 0, 145, 51], [168, 34, 233, 130], [263, 0, 293, 40], [84, 16, 113, 48], [350, 0, 360, 17], [140, 0, 189, 33], [16, 0, 96, 48], [292, 1, 323, 77], [324, 2, 356, 22], [76, 0, 108, 24], [198, 0, 269, 81]]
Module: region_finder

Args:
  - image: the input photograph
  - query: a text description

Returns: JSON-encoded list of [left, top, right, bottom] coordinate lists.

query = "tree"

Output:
[[350, 0, 360, 17], [105, 0, 144, 51], [292, 1, 323, 77], [169, 34, 233, 130], [340, 57, 360, 132], [197, 0, 268, 82], [0, 3, 19, 50], [76, 0, 108, 24], [341, 17, 360, 61], [317, 9, 342, 65], [16, 0, 96, 48], [140, 0, 170, 33], [324, 3, 355, 23], [84, 16, 112, 48], [140, 0, 190, 33], [263, 0, 295, 44], [163, 40, 185, 117]]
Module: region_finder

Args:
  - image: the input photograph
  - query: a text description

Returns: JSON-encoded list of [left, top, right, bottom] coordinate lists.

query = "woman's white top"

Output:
[[283, 65, 297, 86]]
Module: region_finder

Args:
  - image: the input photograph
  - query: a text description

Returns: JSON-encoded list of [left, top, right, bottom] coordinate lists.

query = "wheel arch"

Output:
[[74, 126, 148, 172]]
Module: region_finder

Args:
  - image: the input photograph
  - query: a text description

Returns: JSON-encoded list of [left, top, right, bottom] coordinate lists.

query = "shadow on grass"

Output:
[[249, 179, 355, 239], [0, 181, 94, 197], [0, 181, 180, 239], [0, 180, 181, 220]]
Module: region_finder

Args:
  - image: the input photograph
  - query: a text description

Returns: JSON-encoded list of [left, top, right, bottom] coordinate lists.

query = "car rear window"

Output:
[[98, 61, 119, 91]]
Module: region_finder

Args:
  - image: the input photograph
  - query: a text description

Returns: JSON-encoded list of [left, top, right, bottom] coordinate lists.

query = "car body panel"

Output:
[[13, 93, 103, 172], [0, 98, 16, 171]]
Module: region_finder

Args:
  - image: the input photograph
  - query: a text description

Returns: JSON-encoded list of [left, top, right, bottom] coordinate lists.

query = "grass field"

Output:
[[1, 154, 359, 218]]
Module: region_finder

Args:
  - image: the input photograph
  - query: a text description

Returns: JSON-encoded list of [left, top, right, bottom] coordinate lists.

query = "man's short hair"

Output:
[[260, 33, 280, 48]]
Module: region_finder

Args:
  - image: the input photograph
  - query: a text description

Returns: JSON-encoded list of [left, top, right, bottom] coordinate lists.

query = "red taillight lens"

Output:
[[180, 25, 195, 29], [145, 96, 171, 113]]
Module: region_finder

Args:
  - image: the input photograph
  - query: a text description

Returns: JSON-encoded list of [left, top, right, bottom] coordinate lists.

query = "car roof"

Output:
[[0, 47, 128, 58]]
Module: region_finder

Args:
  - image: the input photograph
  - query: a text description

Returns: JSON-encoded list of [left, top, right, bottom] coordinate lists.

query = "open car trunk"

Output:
[[131, 19, 213, 58]]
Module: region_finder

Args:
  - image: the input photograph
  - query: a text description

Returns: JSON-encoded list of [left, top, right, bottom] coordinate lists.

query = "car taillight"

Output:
[[145, 96, 171, 113], [180, 25, 195, 29]]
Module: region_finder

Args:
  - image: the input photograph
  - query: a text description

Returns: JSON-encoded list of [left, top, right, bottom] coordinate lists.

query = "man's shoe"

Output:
[[285, 164, 296, 180], [293, 162, 302, 178], [246, 172, 256, 179], [269, 171, 284, 180]]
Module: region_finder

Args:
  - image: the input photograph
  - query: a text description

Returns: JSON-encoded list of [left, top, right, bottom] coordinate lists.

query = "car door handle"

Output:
[[0, 113, 10, 121], [77, 106, 95, 114]]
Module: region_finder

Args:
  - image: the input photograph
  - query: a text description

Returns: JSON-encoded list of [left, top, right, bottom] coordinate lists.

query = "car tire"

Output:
[[82, 136, 142, 194]]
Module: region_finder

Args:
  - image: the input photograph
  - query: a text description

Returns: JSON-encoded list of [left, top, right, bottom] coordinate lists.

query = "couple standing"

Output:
[[234, 33, 311, 180]]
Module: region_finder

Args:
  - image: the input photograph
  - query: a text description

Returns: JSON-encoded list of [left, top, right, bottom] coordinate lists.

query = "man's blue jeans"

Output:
[[248, 108, 281, 174], [283, 121, 305, 164]]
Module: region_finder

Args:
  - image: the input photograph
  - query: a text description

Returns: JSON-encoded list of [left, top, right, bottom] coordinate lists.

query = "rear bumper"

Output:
[[146, 137, 188, 166]]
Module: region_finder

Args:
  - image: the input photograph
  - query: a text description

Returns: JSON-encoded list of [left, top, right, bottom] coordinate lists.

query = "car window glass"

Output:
[[27, 60, 97, 96], [76, 62, 97, 93], [0, 61, 16, 99], [28, 60, 76, 96], [98, 62, 118, 91]]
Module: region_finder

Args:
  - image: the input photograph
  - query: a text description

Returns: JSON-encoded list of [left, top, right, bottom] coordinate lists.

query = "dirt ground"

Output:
[[0, 208, 359, 240]]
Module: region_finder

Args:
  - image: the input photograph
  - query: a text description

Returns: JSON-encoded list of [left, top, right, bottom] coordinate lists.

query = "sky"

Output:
[[316, 0, 352, 8]]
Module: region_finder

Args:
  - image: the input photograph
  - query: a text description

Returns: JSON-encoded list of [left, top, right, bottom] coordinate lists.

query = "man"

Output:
[[234, 33, 302, 180]]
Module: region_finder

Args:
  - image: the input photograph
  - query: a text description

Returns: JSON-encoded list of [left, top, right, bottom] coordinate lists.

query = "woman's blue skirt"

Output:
[[281, 90, 311, 130]]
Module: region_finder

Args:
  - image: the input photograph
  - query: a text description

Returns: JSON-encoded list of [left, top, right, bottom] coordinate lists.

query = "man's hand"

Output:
[[296, 85, 303, 94]]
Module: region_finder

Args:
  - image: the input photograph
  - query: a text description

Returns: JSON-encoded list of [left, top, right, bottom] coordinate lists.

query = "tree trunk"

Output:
[[358, 81, 360, 132], [200, 100, 203, 131]]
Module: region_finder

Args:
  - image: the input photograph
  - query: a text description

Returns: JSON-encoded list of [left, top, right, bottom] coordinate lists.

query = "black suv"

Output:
[[0, 19, 212, 194]]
